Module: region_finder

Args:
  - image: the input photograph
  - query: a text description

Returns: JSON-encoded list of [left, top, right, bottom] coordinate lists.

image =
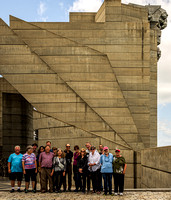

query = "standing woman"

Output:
[[51, 148, 66, 193], [88, 146, 101, 194], [22, 145, 37, 193], [73, 145, 80, 192], [36, 146, 45, 189], [77, 148, 88, 193], [113, 149, 127, 196], [100, 146, 113, 195]]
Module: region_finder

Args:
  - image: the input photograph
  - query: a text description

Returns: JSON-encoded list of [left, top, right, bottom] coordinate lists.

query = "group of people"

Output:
[[8, 141, 127, 196]]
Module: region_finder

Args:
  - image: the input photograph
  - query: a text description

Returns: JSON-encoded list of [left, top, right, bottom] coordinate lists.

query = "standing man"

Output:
[[46, 141, 53, 152], [39, 145, 54, 193], [32, 143, 38, 190], [64, 144, 73, 192], [99, 144, 104, 191], [32, 143, 38, 156], [8, 146, 23, 193], [85, 142, 91, 193], [99, 144, 104, 155], [85, 142, 91, 157]]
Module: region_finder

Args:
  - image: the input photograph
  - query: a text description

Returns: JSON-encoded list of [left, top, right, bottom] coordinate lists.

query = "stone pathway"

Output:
[[1, 178, 171, 200], [0, 191, 171, 200]]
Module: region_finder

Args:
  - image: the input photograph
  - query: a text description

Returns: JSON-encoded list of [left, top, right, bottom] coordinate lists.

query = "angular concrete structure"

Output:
[[0, 0, 168, 188]]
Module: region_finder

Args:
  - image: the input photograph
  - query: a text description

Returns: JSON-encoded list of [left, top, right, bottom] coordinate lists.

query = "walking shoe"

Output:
[[120, 193, 123, 196], [10, 189, 15, 193], [96, 191, 101, 194], [17, 189, 22, 192], [32, 189, 36, 193], [103, 193, 107, 196], [25, 189, 28, 193], [114, 193, 118, 196]]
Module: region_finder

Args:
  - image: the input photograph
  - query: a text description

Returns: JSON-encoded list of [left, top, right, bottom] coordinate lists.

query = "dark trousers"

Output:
[[73, 165, 80, 190], [86, 170, 91, 191], [41, 168, 53, 193], [102, 173, 112, 194], [78, 172, 86, 192], [91, 169, 101, 192], [63, 164, 72, 190], [54, 171, 64, 191], [113, 173, 125, 193]]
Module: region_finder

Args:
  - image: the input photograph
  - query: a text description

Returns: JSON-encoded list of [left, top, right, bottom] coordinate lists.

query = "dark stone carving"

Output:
[[146, 5, 168, 60]]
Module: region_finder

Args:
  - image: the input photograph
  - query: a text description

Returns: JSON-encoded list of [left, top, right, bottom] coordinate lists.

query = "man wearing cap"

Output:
[[113, 149, 127, 196], [100, 146, 113, 195]]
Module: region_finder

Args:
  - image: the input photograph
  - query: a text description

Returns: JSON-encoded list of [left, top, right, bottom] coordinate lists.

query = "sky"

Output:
[[0, 0, 170, 147]]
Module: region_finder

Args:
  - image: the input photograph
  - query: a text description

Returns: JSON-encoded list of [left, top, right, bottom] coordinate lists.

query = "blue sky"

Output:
[[0, 0, 171, 147]]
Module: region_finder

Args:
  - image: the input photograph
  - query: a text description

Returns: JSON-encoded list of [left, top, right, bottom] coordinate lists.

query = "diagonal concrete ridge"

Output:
[[33, 110, 132, 150], [9, 16, 145, 150], [0, 18, 131, 149]]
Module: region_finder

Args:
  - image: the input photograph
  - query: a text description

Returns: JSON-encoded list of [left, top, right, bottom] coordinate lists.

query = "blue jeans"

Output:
[[102, 173, 112, 194]]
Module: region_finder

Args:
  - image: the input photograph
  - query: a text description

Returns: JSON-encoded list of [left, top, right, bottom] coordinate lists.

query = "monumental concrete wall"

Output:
[[141, 146, 171, 188], [0, 77, 18, 155], [0, 0, 168, 185], [0, 78, 33, 159]]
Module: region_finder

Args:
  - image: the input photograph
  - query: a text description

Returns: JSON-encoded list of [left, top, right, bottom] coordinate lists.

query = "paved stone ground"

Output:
[[0, 191, 171, 200], [1, 178, 171, 200]]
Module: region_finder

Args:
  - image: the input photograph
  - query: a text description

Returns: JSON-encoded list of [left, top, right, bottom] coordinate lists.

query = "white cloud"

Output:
[[38, 2, 47, 16], [69, 0, 103, 12], [59, 2, 64, 9], [37, 1, 48, 22], [158, 120, 171, 146]]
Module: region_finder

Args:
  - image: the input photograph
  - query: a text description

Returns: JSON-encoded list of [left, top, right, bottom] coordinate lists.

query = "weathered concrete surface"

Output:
[[0, 78, 33, 160], [0, 0, 167, 151], [141, 146, 171, 188]]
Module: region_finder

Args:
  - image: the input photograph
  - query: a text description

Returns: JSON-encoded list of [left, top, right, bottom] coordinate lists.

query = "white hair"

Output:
[[15, 145, 20, 150]]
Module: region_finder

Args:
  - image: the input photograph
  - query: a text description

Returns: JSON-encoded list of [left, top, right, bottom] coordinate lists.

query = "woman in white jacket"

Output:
[[88, 146, 101, 194]]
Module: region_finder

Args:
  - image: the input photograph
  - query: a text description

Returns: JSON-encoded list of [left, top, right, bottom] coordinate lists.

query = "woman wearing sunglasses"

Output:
[[77, 148, 88, 193]]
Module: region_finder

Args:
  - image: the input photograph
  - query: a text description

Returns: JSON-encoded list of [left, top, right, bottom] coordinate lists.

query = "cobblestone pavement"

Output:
[[0, 191, 171, 200]]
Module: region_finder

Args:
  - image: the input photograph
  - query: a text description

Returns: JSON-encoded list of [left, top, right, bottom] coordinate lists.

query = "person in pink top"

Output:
[[73, 145, 80, 192], [22, 145, 37, 193]]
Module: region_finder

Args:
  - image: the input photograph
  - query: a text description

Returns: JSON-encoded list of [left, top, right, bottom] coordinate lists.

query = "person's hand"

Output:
[[38, 167, 41, 172], [79, 168, 83, 173], [89, 163, 93, 167], [63, 171, 65, 176], [50, 172, 53, 177], [35, 169, 37, 173], [123, 171, 126, 174], [8, 169, 11, 174], [23, 170, 26, 174]]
